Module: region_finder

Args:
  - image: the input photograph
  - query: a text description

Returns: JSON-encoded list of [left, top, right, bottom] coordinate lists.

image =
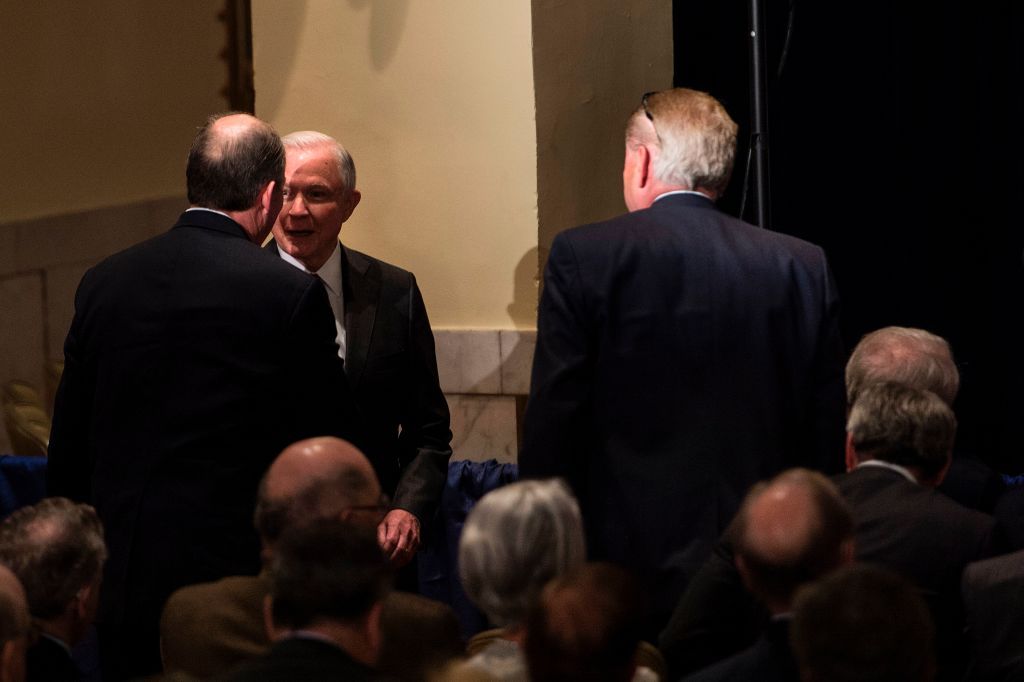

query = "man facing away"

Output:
[[520, 87, 846, 631], [47, 113, 362, 678], [268, 130, 452, 569], [0, 498, 106, 682]]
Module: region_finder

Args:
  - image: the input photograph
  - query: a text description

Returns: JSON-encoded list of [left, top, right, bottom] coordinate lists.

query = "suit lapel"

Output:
[[341, 245, 379, 389]]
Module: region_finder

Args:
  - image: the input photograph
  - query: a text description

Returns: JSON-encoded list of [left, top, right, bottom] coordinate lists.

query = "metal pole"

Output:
[[749, 0, 771, 229]]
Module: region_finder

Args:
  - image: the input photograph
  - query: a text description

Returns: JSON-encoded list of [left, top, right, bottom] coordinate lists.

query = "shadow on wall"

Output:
[[348, 0, 410, 70]]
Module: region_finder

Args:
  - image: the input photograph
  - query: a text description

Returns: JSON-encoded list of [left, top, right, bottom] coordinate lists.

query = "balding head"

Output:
[[254, 438, 382, 554], [846, 326, 959, 406], [733, 469, 854, 613], [0, 565, 28, 682], [185, 112, 285, 241]]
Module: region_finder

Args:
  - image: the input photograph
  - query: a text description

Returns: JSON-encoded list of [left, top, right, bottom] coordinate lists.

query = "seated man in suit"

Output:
[[0, 498, 106, 682], [792, 564, 935, 682], [659, 325, 986, 677], [684, 469, 854, 682], [0, 564, 32, 682], [218, 520, 390, 682], [840, 381, 995, 681], [269, 130, 452, 570], [161, 437, 461, 679]]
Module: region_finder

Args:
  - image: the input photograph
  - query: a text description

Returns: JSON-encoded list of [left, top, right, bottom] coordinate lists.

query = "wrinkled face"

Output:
[[272, 145, 356, 271]]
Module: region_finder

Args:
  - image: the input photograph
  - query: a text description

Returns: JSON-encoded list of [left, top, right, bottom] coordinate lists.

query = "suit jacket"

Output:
[[683, 617, 797, 682], [268, 242, 452, 522], [162, 572, 462, 679], [26, 635, 81, 682], [47, 211, 361, 632], [520, 193, 846, 624], [836, 465, 997, 681], [962, 549, 1024, 682], [216, 636, 379, 682]]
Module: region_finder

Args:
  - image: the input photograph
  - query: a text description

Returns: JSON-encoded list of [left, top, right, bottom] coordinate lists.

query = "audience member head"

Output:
[[623, 88, 738, 209], [525, 563, 643, 682], [0, 566, 28, 682], [185, 112, 286, 242], [845, 326, 959, 406], [846, 382, 957, 485], [0, 497, 106, 647], [459, 479, 585, 629], [272, 130, 361, 272], [254, 437, 384, 559], [731, 469, 854, 614], [792, 564, 935, 682], [266, 519, 391, 665]]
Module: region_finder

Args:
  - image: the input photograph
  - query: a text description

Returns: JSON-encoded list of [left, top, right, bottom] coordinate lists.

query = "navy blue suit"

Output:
[[520, 193, 845, 627]]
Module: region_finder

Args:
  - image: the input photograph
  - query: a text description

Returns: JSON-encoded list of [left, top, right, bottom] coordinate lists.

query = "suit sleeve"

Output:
[[282, 279, 367, 451], [46, 282, 94, 502], [519, 233, 592, 492], [390, 275, 452, 523]]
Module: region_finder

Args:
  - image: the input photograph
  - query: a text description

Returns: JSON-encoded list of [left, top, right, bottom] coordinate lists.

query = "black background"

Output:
[[673, 0, 1024, 472]]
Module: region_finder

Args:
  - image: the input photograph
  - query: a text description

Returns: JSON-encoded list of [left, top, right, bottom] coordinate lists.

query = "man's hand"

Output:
[[377, 509, 421, 566]]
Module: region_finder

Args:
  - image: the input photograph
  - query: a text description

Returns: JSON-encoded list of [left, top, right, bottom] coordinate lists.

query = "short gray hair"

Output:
[[0, 497, 107, 620], [282, 130, 357, 195], [626, 88, 738, 197], [846, 326, 959, 406], [847, 382, 956, 480], [458, 479, 585, 627]]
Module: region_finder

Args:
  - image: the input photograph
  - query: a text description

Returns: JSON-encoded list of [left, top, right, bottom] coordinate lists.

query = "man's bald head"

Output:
[[185, 112, 285, 217], [254, 438, 382, 551], [846, 326, 959, 406], [733, 469, 854, 612]]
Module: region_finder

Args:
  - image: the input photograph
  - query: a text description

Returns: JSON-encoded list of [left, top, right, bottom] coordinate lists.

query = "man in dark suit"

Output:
[[519, 87, 846, 630], [0, 498, 106, 682], [684, 469, 853, 682], [268, 130, 451, 567], [47, 113, 361, 678], [840, 381, 995, 681], [218, 520, 391, 682]]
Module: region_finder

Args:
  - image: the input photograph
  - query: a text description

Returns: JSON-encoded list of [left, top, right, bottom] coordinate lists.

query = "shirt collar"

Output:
[[855, 459, 919, 484], [653, 189, 713, 203], [185, 206, 234, 220], [279, 243, 343, 298]]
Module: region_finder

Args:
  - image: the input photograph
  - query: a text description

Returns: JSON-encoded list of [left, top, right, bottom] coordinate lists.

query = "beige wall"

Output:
[[532, 0, 673, 259], [252, 0, 540, 330], [0, 1, 228, 223]]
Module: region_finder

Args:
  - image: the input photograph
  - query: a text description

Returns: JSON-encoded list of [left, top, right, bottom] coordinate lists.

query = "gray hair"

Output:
[[626, 88, 738, 197], [847, 382, 956, 480], [846, 326, 959, 406], [0, 497, 107, 620], [458, 479, 585, 627], [282, 130, 357, 195]]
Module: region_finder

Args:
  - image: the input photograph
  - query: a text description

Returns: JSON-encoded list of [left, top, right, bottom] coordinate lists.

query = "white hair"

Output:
[[281, 130, 357, 194], [845, 326, 959, 406], [458, 479, 585, 627]]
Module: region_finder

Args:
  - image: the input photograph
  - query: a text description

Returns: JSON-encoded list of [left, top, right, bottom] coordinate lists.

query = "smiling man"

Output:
[[269, 131, 452, 574]]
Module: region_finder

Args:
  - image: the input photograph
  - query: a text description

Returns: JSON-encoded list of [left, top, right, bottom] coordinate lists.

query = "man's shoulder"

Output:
[[163, 574, 269, 621], [343, 245, 415, 287]]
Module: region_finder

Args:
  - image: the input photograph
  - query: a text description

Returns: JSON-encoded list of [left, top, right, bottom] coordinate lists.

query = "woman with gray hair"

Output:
[[457, 478, 585, 679]]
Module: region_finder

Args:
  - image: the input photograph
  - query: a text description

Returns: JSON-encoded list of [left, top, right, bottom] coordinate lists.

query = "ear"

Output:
[[929, 455, 953, 488], [844, 432, 858, 472], [365, 601, 384, 664], [74, 583, 93, 620], [259, 180, 280, 214], [838, 537, 856, 566], [340, 189, 362, 223], [0, 638, 16, 682], [734, 554, 754, 593], [262, 594, 279, 643]]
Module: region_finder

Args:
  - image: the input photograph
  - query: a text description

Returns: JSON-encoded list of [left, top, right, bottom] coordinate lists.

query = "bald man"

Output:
[[48, 113, 362, 678], [161, 437, 460, 679], [0, 565, 29, 682], [684, 469, 854, 682]]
